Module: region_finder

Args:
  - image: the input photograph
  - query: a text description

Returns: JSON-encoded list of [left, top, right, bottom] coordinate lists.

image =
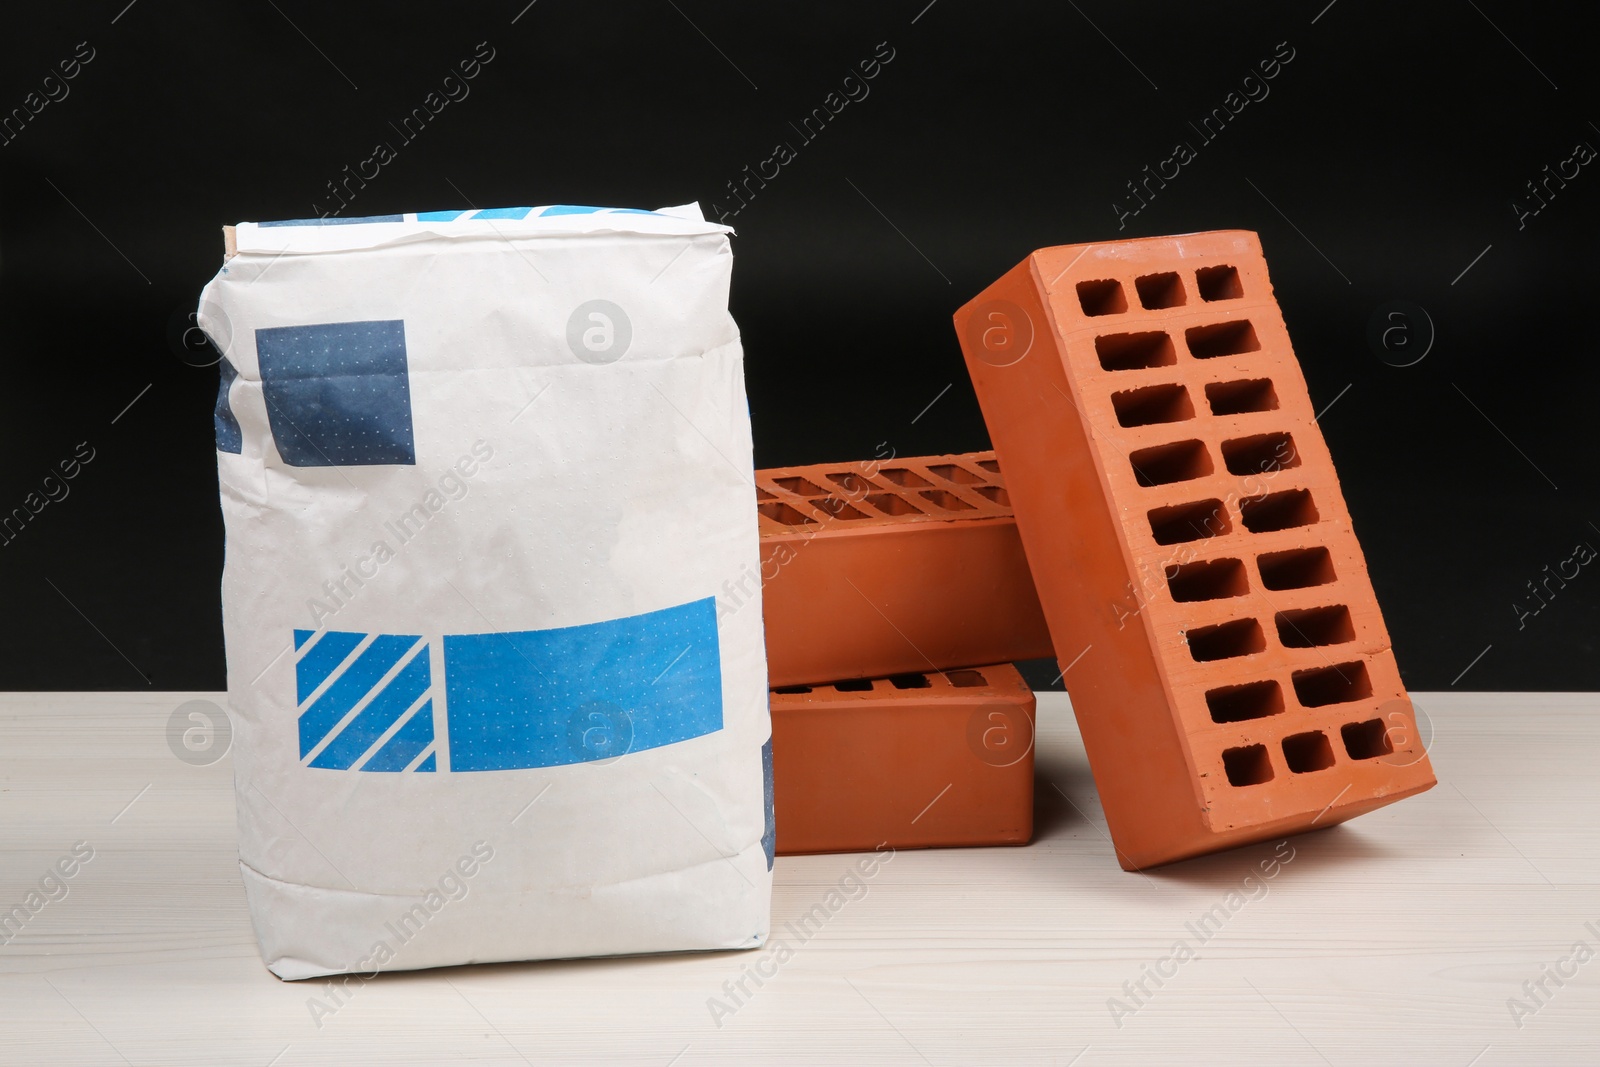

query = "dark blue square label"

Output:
[[255, 320, 416, 467]]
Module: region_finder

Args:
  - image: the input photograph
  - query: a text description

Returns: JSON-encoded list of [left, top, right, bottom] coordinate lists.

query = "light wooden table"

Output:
[[1, 691, 1595, 1065]]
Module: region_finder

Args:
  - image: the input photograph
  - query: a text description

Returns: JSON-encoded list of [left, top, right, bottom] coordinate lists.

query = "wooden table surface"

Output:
[[1, 691, 1595, 1065]]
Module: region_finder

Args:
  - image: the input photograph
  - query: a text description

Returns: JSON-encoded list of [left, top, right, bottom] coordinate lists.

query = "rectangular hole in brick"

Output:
[[834, 678, 874, 692], [1222, 432, 1300, 476], [1130, 439, 1213, 487], [1292, 661, 1372, 708], [809, 497, 868, 521], [1187, 618, 1266, 662], [1282, 731, 1336, 773], [889, 673, 931, 690], [772, 685, 812, 694], [1112, 383, 1194, 427], [756, 487, 777, 501], [920, 489, 976, 512], [1258, 546, 1337, 590], [946, 669, 987, 687], [1136, 271, 1186, 309], [1148, 498, 1230, 545], [1205, 378, 1279, 415], [827, 471, 875, 495], [1341, 718, 1395, 760], [1205, 679, 1285, 723], [1196, 264, 1243, 301], [928, 463, 983, 484], [976, 459, 1001, 475], [1241, 489, 1319, 533], [1097, 331, 1177, 371], [1166, 557, 1249, 602], [975, 485, 1010, 506], [1276, 605, 1356, 648], [1186, 320, 1261, 359], [1222, 744, 1275, 786], [1077, 278, 1127, 316], [773, 475, 824, 495], [863, 492, 922, 517], [758, 501, 817, 527], [878, 467, 931, 488]]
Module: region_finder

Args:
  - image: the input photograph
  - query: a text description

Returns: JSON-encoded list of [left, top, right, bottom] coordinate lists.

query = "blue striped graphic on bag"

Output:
[[291, 597, 723, 773]]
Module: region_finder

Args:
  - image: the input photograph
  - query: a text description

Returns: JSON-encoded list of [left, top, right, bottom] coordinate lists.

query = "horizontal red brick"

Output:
[[771, 663, 1035, 855], [758, 451, 1052, 687]]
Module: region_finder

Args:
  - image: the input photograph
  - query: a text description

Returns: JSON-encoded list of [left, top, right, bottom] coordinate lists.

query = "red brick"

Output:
[[954, 230, 1436, 869], [770, 663, 1035, 855], [757, 452, 1052, 687]]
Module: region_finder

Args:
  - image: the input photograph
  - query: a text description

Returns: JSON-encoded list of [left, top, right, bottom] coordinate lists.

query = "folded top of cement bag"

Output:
[[229, 203, 730, 257]]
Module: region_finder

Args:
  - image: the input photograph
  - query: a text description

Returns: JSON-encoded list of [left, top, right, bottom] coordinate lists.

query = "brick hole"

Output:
[[1206, 377, 1279, 415], [758, 501, 817, 527], [1077, 278, 1127, 316], [1112, 383, 1194, 427], [863, 492, 923, 516], [928, 463, 983, 484], [1186, 320, 1261, 359], [1196, 264, 1244, 301], [756, 487, 777, 501], [773, 685, 812, 694], [889, 673, 931, 690], [1282, 730, 1336, 773], [1148, 498, 1231, 545], [1186, 618, 1266, 662], [1130, 439, 1213, 487], [878, 468, 932, 488], [1166, 557, 1249, 602], [921, 489, 976, 512], [1205, 679, 1284, 723], [809, 497, 869, 521], [1222, 432, 1300, 476], [773, 475, 825, 495], [1258, 546, 1337, 591], [1276, 605, 1355, 648], [827, 471, 875, 495], [976, 459, 1001, 475], [946, 669, 987, 688], [834, 678, 874, 692], [1097, 331, 1178, 371], [1222, 744, 1275, 786], [1292, 661, 1372, 708], [975, 485, 1010, 506], [1135, 271, 1187, 309], [1340, 718, 1395, 760], [1241, 489, 1319, 533]]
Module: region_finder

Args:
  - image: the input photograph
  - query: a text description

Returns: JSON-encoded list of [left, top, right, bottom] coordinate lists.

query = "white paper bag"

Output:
[[197, 204, 773, 980]]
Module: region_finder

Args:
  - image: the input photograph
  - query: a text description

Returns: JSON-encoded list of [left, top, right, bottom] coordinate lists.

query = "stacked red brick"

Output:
[[769, 664, 1035, 855], [955, 230, 1435, 869], [757, 451, 1050, 688]]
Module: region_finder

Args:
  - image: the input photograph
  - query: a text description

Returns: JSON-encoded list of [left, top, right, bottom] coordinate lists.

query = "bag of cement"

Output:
[[196, 204, 773, 980]]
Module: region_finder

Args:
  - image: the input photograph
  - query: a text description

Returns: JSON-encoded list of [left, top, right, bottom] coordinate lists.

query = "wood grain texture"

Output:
[[1, 691, 1595, 1065]]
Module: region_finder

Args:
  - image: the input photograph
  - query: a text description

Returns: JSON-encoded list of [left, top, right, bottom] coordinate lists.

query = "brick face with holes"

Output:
[[954, 230, 1435, 870], [770, 663, 1035, 854], [757, 452, 1052, 687]]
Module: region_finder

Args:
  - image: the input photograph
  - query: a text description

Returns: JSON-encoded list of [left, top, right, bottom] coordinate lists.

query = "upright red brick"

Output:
[[770, 663, 1035, 855], [757, 452, 1052, 688], [954, 230, 1435, 869]]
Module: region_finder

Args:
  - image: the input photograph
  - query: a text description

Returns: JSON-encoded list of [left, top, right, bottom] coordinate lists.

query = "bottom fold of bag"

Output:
[[240, 844, 772, 980]]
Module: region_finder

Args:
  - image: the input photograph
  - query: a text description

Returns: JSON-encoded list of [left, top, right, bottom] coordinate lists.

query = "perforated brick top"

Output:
[[755, 451, 1011, 535]]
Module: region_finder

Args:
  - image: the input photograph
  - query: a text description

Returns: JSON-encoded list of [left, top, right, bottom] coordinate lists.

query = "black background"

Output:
[[1, 2, 1594, 692]]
